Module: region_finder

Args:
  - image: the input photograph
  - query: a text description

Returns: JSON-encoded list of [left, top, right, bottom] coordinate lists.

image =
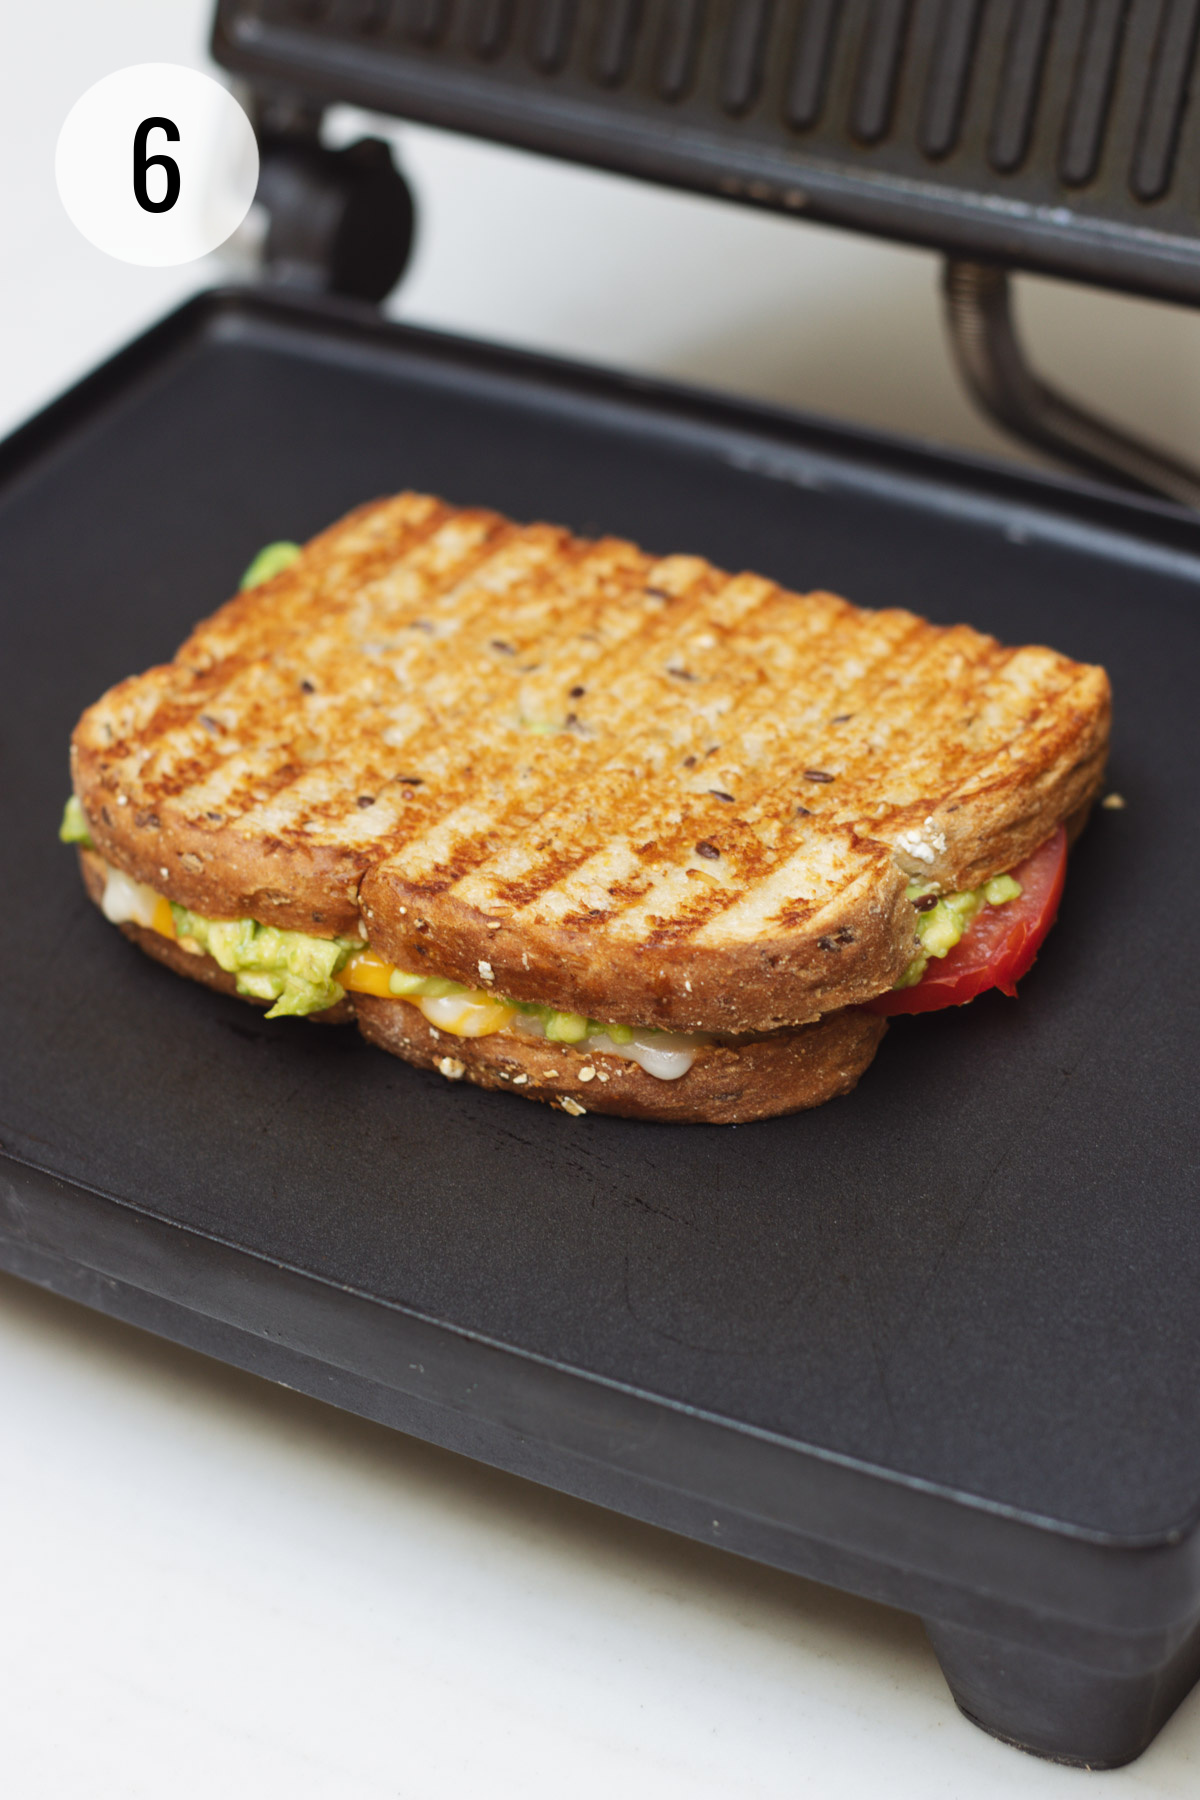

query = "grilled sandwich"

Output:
[[63, 491, 1111, 1123]]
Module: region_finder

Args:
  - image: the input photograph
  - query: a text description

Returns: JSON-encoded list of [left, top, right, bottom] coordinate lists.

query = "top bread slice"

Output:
[[72, 491, 1110, 1033]]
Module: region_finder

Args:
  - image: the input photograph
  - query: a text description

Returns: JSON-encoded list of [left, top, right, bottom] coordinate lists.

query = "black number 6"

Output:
[[133, 117, 180, 213]]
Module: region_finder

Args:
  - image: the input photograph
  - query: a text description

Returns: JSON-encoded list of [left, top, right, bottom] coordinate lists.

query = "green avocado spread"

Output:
[[170, 909, 361, 1018], [896, 873, 1022, 989], [239, 540, 302, 590], [61, 798, 356, 1020], [60, 795, 93, 847]]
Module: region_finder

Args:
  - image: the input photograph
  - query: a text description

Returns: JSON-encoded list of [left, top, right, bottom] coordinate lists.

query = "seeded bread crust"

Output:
[[352, 994, 887, 1124], [71, 490, 1111, 1035]]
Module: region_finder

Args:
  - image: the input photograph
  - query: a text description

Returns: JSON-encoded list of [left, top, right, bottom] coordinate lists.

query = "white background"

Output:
[[4, 4, 1200, 1796]]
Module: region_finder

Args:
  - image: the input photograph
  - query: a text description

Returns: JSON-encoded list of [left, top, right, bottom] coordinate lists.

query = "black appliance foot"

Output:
[[924, 1614, 1200, 1769]]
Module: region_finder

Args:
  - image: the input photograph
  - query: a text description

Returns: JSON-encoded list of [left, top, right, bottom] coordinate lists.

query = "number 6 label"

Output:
[[133, 118, 182, 214], [56, 64, 258, 267]]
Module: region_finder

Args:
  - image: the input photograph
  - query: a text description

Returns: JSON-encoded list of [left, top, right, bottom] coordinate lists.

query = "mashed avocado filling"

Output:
[[895, 873, 1022, 989], [60, 795, 93, 848], [240, 540, 302, 589], [169, 908, 361, 1018], [62, 798, 355, 1018]]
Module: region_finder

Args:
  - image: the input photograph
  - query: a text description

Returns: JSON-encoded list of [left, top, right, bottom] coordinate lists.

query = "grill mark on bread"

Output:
[[313, 553, 683, 864], [94, 522, 731, 885], [451, 597, 926, 941], [334, 557, 737, 892], [90, 499, 508, 818], [247, 534, 681, 855], [177, 493, 450, 674], [405, 573, 786, 910], [88, 511, 713, 898]]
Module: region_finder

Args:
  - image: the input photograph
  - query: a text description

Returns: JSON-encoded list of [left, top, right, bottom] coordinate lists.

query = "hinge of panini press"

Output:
[[943, 260, 1200, 510], [248, 90, 416, 302]]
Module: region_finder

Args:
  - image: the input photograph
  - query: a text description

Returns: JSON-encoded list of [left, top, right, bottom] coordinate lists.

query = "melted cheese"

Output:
[[417, 992, 515, 1037], [101, 864, 172, 934], [341, 950, 396, 997]]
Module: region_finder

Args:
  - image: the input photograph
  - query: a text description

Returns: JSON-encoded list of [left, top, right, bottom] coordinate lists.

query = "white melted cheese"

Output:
[[510, 1010, 703, 1080], [417, 991, 513, 1037], [587, 1030, 701, 1081], [100, 862, 162, 930]]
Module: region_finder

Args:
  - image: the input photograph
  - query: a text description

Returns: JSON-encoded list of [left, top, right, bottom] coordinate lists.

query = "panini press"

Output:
[[4, 0, 1200, 1768]]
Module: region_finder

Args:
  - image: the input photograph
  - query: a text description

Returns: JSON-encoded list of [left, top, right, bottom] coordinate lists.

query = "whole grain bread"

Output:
[[354, 993, 886, 1123], [71, 490, 1110, 1033]]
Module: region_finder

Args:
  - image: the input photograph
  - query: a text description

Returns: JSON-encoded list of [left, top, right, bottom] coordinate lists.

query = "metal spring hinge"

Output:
[[943, 260, 1200, 510]]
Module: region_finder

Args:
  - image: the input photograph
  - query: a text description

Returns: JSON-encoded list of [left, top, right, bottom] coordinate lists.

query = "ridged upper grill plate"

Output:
[[216, 0, 1200, 300]]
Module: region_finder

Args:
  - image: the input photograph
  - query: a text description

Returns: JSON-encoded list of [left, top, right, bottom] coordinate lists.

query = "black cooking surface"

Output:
[[2, 290, 1196, 1544]]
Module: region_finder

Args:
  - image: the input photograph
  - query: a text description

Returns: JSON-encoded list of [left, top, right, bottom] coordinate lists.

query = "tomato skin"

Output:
[[866, 827, 1068, 1016]]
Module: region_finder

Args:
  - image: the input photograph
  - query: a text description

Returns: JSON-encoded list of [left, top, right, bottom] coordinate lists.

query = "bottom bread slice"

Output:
[[353, 994, 885, 1124], [87, 861, 886, 1123]]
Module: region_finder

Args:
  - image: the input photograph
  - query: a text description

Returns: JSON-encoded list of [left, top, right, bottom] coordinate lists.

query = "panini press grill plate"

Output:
[[214, 0, 1200, 301], [2, 289, 1199, 1759]]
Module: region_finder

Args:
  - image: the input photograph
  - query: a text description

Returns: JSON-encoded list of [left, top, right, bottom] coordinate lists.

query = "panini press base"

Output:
[[3, 287, 1199, 1769]]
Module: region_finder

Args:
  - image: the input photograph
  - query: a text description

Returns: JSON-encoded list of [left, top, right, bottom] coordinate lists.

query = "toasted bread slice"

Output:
[[354, 994, 886, 1123], [72, 491, 1110, 1033]]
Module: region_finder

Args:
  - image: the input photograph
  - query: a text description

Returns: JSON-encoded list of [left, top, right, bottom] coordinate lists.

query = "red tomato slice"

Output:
[[866, 827, 1068, 1016]]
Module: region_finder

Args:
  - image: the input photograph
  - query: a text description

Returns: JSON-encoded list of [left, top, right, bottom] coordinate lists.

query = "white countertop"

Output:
[[4, 5, 1200, 1795]]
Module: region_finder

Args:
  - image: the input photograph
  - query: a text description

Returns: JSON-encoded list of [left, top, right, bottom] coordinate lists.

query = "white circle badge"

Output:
[[56, 64, 259, 267]]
